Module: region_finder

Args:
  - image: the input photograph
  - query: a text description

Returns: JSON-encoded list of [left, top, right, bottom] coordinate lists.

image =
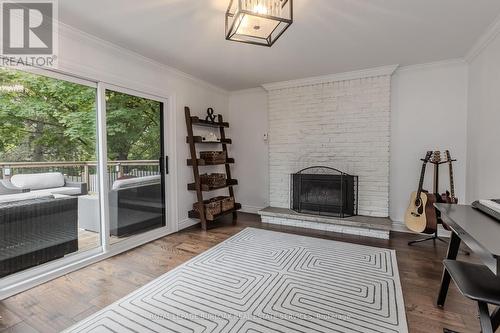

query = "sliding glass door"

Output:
[[105, 88, 166, 243], [0, 67, 101, 278], [0, 68, 173, 296]]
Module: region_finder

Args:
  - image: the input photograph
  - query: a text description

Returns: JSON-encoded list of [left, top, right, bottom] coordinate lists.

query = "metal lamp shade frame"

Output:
[[225, 0, 293, 47]]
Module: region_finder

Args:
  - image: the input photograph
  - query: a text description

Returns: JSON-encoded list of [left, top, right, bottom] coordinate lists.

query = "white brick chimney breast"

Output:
[[266, 71, 394, 217]]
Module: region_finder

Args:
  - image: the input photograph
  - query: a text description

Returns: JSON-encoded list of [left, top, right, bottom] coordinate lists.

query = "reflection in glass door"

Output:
[[0, 67, 101, 279], [105, 89, 166, 242]]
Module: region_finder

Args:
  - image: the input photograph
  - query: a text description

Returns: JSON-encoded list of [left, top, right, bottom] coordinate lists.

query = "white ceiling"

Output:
[[59, 0, 500, 91]]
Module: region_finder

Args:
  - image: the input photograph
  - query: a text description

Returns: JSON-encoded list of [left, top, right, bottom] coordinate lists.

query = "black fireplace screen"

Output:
[[291, 166, 358, 218]]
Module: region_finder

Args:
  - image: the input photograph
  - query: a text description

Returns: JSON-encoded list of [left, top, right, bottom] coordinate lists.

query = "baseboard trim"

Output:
[[240, 205, 266, 215], [391, 220, 451, 237], [176, 207, 263, 231], [178, 218, 198, 231]]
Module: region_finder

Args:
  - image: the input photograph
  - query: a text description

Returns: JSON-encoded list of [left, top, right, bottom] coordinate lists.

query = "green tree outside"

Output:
[[0, 67, 161, 164]]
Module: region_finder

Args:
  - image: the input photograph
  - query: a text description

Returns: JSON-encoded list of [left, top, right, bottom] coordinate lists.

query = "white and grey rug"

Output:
[[65, 228, 408, 333]]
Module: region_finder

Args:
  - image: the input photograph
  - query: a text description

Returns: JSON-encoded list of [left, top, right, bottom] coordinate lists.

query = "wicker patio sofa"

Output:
[[0, 195, 78, 278], [0, 172, 87, 196], [109, 175, 164, 237], [77, 175, 164, 237]]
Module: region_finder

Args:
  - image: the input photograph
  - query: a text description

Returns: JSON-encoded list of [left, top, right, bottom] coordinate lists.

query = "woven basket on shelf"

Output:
[[221, 196, 235, 212], [200, 173, 226, 188], [200, 151, 226, 164], [193, 197, 222, 220]]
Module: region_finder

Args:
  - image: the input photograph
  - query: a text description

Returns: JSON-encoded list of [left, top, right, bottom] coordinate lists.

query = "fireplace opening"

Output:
[[291, 166, 358, 218]]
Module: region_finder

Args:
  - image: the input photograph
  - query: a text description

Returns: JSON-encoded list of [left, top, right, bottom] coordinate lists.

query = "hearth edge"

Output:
[[258, 207, 390, 240]]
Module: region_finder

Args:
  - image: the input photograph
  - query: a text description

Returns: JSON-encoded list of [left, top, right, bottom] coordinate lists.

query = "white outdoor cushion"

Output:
[[32, 187, 82, 196], [10, 172, 65, 190], [112, 175, 161, 190], [0, 192, 54, 204]]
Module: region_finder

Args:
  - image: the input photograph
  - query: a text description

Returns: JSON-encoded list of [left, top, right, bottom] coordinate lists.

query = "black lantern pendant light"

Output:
[[225, 0, 293, 47]]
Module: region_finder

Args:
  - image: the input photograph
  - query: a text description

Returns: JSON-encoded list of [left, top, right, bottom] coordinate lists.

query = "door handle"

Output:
[[160, 156, 169, 174]]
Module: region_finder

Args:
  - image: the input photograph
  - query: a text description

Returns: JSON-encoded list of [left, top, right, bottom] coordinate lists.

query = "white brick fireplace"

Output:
[[263, 66, 397, 219]]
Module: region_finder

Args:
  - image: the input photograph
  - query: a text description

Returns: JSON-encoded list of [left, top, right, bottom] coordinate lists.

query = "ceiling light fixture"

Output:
[[225, 0, 293, 47]]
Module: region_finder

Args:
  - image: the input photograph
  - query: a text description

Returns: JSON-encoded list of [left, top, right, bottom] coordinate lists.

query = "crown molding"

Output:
[[58, 21, 229, 96], [395, 58, 466, 73], [261, 65, 399, 91], [229, 87, 267, 95], [465, 13, 500, 63]]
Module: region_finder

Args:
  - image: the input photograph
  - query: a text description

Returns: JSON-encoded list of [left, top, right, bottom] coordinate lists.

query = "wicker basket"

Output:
[[200, 173, 226, 188], [200, 151, 226, 164], [221, 196, 235, 212], [193, 198, 222, 220]]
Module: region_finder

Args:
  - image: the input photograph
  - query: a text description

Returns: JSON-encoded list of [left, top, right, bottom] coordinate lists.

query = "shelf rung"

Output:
[[188, 203, 242, 221], [188, 179, 238, 191], [186, 136, 232, 144], [187, 158, 235, 166], [191, 116, 229, 128]]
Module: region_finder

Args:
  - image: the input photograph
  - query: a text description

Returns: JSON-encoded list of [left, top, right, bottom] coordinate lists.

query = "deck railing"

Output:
[[0, 160, 160, 193]]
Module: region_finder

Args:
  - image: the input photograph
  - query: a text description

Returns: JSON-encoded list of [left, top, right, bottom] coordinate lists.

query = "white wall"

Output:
[[57, 24, 229, 230], [228, 88, 269, 213], [466, 28, 500, 202], [390, 61, 468, 223], [228, 61, 469, 225]]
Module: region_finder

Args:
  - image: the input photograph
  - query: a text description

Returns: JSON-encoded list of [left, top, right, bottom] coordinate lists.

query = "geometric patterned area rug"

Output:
[[64, 228, 408, 333]]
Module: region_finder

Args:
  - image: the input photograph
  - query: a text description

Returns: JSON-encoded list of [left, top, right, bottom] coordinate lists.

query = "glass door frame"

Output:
[[98, 82, 176, 252], [0, 69, 177, 300]]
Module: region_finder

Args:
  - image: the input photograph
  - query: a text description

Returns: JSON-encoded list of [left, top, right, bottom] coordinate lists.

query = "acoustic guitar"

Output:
[[441, 150, 458, 204], [405, 151, 438, 234], [431, 150, 443, 200]]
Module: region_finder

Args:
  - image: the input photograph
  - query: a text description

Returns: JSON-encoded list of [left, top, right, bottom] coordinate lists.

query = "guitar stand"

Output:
[[408, 231, 448, 246], [408, 155, 470, 256], [408, 231, 470, 256]]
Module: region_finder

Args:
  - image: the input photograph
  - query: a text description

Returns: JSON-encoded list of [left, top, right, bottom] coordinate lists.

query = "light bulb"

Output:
[[253, 4, 268, 15]]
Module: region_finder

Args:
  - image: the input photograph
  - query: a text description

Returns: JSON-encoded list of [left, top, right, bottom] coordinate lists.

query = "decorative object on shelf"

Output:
[[194, 198, 222, 221], [188, 179, 238, 191], [221, 196, 235, 212], [205, 108, 217, 122], [200, 151, 227, 164], [192, 196, 236, 221], [185, 107, 240, 230], [200, 173, 227, 188], [225, 0, 293, 47], [202, 132, 220, 142], [189, 116, 229, 128]]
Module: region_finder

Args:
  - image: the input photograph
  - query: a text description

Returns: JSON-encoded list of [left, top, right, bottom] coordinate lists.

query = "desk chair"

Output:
[[442, 260, 500, 333]]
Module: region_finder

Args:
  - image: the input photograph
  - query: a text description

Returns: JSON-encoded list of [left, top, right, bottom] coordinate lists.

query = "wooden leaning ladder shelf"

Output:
[[185, 107, 241, 230]]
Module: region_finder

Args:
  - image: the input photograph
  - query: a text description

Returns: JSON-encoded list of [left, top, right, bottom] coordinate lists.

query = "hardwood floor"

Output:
[[0, 213, 484, 333], [77, 229, 131, 252]]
